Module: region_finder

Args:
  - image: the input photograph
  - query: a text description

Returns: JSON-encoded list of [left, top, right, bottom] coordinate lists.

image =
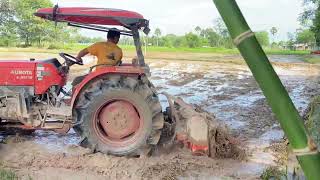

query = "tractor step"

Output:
[[46, 106, 72, 117]]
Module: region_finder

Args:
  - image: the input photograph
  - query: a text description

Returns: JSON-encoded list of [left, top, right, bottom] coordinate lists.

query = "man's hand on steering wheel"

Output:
[[76, 57, 84, 64], [59, 53, 84, 66]]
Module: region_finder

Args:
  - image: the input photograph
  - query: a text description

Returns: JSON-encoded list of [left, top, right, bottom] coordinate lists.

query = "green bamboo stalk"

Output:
[[212, 0, 320, 179]]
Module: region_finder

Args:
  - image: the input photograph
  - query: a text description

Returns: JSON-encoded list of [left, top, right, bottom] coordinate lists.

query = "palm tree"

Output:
[[154, 28, 161, 46], [195, 26, 201, 35], [270, 27, 278, 42], [270, 27, 278, 48]]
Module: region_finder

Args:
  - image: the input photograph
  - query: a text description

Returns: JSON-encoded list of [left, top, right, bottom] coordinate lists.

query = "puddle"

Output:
[[259, 129, 285, 144], [269, 55, 304, 63], [34, 129, 80, 153], [290, 85, 309, 111], [236, 162, 269, 176], [215, 91, 264, 108], [242, 128, 284, 174], [215, 83, 229, 91]]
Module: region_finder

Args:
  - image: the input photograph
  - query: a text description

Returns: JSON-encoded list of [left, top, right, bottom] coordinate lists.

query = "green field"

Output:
[[0, 45, 310, 56], [0, 168, 17, 180], [303, 56, 320, 64]]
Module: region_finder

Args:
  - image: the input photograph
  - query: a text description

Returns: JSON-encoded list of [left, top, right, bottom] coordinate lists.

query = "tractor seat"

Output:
[[39, 58, 62, 68], [72, 63, 122, 87]]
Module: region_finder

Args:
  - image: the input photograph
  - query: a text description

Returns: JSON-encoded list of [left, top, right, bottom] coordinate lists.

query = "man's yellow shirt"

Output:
[[87, 41, 123, 66]]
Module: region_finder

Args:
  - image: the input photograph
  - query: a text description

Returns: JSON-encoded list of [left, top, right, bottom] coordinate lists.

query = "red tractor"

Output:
[[0, 6, 168, 156]]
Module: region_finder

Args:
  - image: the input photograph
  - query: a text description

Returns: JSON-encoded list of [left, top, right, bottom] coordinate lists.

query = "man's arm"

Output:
[[114, 48, 123, 61], [76, 48, 89, 61]]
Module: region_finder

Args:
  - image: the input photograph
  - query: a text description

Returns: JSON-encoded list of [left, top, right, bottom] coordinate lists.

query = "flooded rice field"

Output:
[[0, 54, 320, 179], [150, 58, 319, 139]]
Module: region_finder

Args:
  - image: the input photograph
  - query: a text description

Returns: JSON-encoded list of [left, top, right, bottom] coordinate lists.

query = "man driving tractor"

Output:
[[76, 30, 123, 67]]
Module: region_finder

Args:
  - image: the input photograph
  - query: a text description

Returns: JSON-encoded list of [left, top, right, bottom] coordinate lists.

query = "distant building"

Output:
[[293, 43, 311, 51], [282, 43, 314, 51]]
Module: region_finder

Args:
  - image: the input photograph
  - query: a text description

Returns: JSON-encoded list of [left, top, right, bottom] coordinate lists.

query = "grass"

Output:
[[260, 166, 286, 180], [0, 44, 311, 56], [0, 168, 18, 180], [265, 49, 310, 55], [132, 46, 239, 54], [0, 47, 63, 54], [111, 45, 310, 55], [302, 56, 320, 64]]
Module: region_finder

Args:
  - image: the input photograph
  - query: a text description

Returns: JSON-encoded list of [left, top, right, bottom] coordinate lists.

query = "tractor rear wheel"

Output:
[[73, 75, 164, 156]]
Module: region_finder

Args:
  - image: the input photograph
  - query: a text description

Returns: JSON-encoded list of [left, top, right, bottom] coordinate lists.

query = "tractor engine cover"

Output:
[[0, 58, 67, 125], [0, 58, 66, 95]]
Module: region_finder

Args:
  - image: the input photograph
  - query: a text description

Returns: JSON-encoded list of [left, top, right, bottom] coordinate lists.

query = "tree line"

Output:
[[124, 0, 319, 50], [0, 0, 103, 48], [121, 19, 272, 49], [0, 0, 318, 50], [121, 25, 315, 50], [300, 0, 320, 47]]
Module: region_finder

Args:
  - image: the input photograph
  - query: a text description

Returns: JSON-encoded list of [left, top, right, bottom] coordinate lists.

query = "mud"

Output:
[[0, 53, 320, 179], [0, 139, 251, 180], [303, 95, 320, 149]]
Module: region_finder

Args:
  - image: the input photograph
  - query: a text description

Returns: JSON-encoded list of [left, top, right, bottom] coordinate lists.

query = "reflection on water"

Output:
[[34, 129, 80, 153]]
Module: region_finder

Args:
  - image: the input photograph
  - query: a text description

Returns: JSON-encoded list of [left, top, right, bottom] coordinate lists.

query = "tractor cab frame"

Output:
[[35, 5, 150, 66]]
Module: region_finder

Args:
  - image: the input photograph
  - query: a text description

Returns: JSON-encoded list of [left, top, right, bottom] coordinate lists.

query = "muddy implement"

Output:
[[212, 0, 320, 179], [161, 93, 244, 158]]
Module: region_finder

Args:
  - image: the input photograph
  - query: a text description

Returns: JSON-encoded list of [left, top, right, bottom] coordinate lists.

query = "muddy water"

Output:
[[1, 56, 320, 179], [269, 55, 305, 63], [151, 60, 319, 136], [148, 60, 320, 177]]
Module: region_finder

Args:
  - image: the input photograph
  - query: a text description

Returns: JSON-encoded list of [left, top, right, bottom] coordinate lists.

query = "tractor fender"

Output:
[[71, 65, 145, 109]]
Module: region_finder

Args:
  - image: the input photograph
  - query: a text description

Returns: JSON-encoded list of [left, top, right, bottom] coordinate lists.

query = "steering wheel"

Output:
[[59, 53, 83, 66]]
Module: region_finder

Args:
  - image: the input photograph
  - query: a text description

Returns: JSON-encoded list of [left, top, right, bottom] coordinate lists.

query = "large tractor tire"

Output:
[[73, 75, 164, 156]]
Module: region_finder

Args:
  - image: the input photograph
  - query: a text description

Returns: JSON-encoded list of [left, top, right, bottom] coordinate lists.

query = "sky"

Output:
[[51, 0, 304, 41]]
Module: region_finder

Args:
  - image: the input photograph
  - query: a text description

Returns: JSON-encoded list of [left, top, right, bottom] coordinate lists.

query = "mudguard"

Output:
[[71, 65, 145, 109]]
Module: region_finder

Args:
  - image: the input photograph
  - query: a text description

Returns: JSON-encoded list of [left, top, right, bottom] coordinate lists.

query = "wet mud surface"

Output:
[[0, 54, 320, 179], [151, 60, 319, 137]]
